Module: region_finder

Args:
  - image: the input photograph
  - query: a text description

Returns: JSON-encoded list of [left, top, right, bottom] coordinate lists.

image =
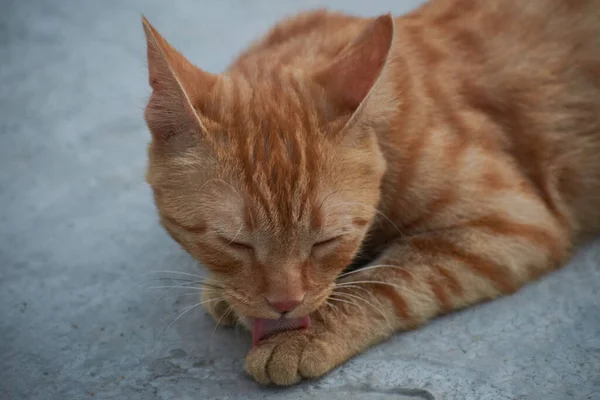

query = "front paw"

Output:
[[200, 288, 236, 327], [245, 324, 341, 386]]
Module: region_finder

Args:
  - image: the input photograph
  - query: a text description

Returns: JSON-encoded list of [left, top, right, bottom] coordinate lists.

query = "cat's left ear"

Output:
[[313, 14, 395, 121], [142, 16, 216, 139]]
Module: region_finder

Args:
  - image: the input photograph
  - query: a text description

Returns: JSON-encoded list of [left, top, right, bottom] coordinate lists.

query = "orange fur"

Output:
[[142, 0, 600, 386]]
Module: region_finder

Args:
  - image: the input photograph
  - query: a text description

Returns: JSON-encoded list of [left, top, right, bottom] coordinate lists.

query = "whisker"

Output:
[[145, 280, 223, 296], [149, 282, 204, 310], [325, 300, 340, 316], [337, 264, 407, 279], [333, 283, 373, 297], [211, 179, 242, 200], [151, 281, 214, 311], [148, 285, 204, 290], [143, 277, 196, 283], [163, 304, 203, 333], [197, 283, 226, 290], [143, 270, 209, 280], [233, 311, 247, 344], [325, 299, 340, 317], [148, 281, 224, 290], [142, 276, 223, 286], [141, 275, 224, 293], [163, 297, 225, 328], [372, 210, 404, 235], [174, 291, 217, 298], [316, 190, 342, 216], [336, 279, 420, 297], [227, 223, 244, 245], [161, 302, 197, 322], [212, 306, 233, 338], [333, 291, 392, 329], [328, 295, 361, 309], [336, 280, 403, 290], [322, 200, 404, 235]]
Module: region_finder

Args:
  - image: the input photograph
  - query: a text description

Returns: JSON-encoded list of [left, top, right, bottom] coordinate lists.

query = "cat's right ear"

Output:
[[313, 14, 396, 125], [142, 17, 216, 139]]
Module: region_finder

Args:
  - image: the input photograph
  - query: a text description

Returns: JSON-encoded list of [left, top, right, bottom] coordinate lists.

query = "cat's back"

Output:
[[227, 10, 369, 74], [396, 0, 600, 238], [414, 0, 600, 76], [402, 0, 600, 146]]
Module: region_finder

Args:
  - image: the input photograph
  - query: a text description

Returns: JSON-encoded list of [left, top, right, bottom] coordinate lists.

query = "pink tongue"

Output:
[[251, 316, 311, 346]]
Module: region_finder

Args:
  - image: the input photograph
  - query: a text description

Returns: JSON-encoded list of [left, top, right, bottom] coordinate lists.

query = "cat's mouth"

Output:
[[250, 316, 311, 346]]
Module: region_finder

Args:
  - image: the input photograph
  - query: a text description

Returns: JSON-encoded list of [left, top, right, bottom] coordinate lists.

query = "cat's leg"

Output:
[[246, 212, 569, 385]]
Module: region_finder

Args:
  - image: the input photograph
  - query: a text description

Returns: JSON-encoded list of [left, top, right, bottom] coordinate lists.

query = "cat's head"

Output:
[[142, 14, 396, 321]]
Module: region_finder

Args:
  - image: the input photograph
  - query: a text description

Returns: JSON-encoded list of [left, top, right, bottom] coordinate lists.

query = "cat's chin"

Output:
[[245, 315, 311, 347]]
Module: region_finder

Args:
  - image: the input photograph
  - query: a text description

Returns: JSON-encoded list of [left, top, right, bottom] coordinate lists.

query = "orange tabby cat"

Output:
[[142, 0, 600, 386]]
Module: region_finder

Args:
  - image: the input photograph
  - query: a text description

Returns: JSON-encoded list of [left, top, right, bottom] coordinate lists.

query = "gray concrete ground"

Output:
[[1, 0, 599, 399]]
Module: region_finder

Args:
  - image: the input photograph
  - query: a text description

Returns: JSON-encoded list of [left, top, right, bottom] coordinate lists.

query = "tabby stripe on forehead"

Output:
[[291, 75, 321, 221], [286, 74, 311, 220], [233, 81, 255, 184], [290, 130, 308, 220], [252, 179, 276, 224], [233, 79, 278, 223], [288, 75, 313, 134]]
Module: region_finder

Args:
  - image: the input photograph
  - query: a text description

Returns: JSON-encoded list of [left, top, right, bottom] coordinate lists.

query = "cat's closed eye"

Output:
[[219, 236, 254, 253], [311, 236, 342, 253]]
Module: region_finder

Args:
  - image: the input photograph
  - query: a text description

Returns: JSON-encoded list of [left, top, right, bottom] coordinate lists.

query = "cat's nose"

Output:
[[265, 295, 305, 314]]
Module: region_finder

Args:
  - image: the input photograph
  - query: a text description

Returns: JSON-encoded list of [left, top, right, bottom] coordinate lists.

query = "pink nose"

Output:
[[265, 297, 303, 313]]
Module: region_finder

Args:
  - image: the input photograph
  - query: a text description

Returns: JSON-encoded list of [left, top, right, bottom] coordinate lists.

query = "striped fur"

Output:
[[142, 0, 600, 386]]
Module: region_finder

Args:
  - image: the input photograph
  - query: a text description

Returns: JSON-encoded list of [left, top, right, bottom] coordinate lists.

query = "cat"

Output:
[[142, 0, 600, 386]]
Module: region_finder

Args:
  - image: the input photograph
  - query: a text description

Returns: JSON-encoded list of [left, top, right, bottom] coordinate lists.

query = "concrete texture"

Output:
[[1, 0, 599, 399]]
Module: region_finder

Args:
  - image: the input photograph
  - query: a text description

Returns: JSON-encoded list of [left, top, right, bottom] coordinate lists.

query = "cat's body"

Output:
[[142, 0, 600, 386]]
